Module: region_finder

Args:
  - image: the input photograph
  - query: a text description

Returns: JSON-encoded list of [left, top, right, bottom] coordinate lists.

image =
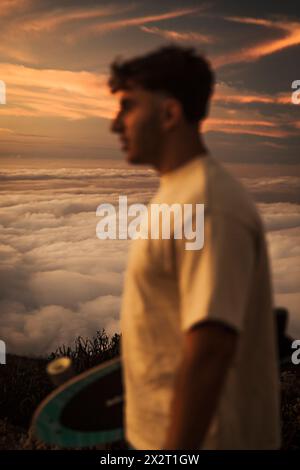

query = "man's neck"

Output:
[[156, 139, 207, 176]]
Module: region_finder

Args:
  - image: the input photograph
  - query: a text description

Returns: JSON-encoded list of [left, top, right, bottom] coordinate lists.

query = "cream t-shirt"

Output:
[[120, 154, 281, 450]]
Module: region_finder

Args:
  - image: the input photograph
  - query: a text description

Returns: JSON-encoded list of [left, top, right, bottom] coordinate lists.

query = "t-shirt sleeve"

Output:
[[176, 213, 255, 333]]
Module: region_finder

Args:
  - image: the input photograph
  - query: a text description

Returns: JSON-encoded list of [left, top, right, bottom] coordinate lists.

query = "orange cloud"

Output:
[[0, 0, 32, 17], [0, 43, 37, 64], [214, 82, 292, 106], [16, 4, 134, 33], [0, 4, 135, 63], [221, 95, 291, 105], [0, 128, 14, 134], [208, 118, 276, 127], [215, 17, 300, 67], [225, 17, 275, 28], [0, 63, 105, 94], [203, 117, 290, 139], [71, 7, 202, 39], [261, 141, 287, 150], [140, 26, 213, 43], [0, 63, 115, 120]]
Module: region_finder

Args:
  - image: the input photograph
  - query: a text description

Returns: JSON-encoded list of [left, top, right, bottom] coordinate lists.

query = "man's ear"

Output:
[[160, 98, 182, 131]]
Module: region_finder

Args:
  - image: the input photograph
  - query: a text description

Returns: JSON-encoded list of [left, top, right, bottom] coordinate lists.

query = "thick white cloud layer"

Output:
[[0, 167, 158, 355], [0, 168, 299, 356], [261, 204, 300, 337]]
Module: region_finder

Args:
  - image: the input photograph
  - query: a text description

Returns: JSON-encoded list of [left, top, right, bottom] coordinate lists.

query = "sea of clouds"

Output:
[[0, 167, 299, 356]]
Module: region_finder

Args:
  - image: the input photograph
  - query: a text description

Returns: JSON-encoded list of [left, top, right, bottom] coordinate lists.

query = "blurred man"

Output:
[[109, 45, 281, 450]]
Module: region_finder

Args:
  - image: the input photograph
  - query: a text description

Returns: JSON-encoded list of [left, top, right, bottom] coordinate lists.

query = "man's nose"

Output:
[[110, 111, 124, 134]]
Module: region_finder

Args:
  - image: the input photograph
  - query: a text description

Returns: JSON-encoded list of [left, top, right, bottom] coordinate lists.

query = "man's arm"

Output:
[[163, 321, 238, 450]]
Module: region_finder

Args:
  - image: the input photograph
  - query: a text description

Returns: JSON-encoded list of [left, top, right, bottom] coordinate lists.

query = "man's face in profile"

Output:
[[111, 86, 164, 166]]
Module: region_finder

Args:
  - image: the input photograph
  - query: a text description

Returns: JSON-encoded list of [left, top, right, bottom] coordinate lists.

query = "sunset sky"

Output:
[[1, 0, 300, 166], [0, 0, 299, 355]]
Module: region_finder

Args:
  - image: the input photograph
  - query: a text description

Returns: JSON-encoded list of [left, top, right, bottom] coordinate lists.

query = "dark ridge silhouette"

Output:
[[0, 323, 299, 449]]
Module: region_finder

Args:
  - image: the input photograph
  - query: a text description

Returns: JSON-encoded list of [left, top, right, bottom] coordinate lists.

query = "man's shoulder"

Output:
[[199, 156, 262, 233], [154, 155, 263, 234]]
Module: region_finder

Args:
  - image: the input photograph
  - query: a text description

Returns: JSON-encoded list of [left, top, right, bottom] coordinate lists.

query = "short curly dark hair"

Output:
[[108, 45, 214, 123]]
